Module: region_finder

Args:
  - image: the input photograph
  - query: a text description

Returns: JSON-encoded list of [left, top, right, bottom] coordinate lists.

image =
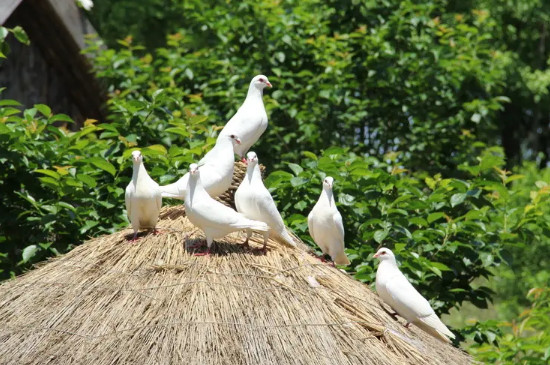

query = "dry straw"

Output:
[[0, 163, 471, 364]]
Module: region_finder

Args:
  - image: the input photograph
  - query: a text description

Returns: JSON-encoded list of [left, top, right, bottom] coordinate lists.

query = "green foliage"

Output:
[[469, 287, 550, 364], [0, 83, 214, 278], [1, 2, 549, 362], [0, 25, 29, 59], [87, 0, 510, 174], [488, 162, 550, 319], [264, 144, 545, 317]]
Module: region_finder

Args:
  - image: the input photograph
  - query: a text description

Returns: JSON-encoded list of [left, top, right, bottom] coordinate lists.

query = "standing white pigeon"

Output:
[[217, 75, 272, 160], [234, 151, 297, 251], [159, 134, 241, 199], [185, 163, 269, 255], [373, 247, 456, 342], [307, 177, 350, 265], [125, 150, 162, 241]]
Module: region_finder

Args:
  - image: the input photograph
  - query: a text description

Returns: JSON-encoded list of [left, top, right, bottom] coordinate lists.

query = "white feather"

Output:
[[159, 134, 239, 199], [307, 177, 350, 265], [234, 152, 296, 248], [185, 164, 268, 248], [375, 248, 455, 342], [125, 151, 162, 239], [217, 75, 271, 158]]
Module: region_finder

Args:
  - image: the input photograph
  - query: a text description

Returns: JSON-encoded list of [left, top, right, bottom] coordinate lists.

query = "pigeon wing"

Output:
[[385, 271, 435, 321], [125, 183, 133, 220], [332, 211, 345, 243]]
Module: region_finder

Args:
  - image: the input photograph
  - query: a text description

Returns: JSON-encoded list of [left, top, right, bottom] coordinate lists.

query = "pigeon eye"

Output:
[[259, 78, 265, 82], [380, 251, 386, 255]]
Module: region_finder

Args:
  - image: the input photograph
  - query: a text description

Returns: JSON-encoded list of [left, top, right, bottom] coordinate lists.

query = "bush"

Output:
[[468, 287, 550, 364]]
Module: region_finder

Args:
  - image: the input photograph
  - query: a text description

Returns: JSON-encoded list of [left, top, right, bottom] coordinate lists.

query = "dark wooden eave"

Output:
[[3, 0, 106, 122]]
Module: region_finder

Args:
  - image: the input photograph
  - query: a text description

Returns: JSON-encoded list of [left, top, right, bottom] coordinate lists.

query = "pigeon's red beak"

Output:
[[266, 81, 272, 88], [373, 253, 380, 258]]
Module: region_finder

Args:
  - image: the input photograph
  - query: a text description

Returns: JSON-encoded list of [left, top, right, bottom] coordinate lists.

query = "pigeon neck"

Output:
[[186, 174, 205, 204], [246, 84, 264, 103], [379, 257, 398, 269], [215, 137, 234, 151], [132, 162, 147, 182], [322, 188, 335, 207], [246, 163, 262, 184]]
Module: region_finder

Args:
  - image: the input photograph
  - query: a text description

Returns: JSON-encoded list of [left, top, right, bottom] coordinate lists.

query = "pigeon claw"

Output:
[[194, 248, 211, 257]]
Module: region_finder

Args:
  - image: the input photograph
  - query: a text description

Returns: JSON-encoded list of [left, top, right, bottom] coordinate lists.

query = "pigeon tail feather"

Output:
[[241, 220, 269, 232], [414, 319, 454, 343], [333, 251, 351, 266], [159, 182, 185, 200], [272, 228, 297, 248], [418, 312, 456, 339]]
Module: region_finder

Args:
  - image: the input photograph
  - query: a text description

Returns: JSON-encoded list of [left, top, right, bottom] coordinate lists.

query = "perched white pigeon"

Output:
[[185, 163, 269, 255], [234, 151, 297, 251], [217, 75, 272, 160], [373, 247, 456, 342], [159, 134, 241, 199], [125, 150, 162, 241], [307, 177, 350, 265]]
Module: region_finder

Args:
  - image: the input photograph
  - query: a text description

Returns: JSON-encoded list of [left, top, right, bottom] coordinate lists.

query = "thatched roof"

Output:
[[0, 165, 471, 365]]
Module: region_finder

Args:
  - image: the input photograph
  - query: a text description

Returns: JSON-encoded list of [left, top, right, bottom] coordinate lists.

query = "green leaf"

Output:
[[77, 173, 97, 188], [450, 193, 467, 207], [10, 26, 30, 45], [287, 163, 303, 176], [290, 176, 307, 187], [80, 220, 99, 234], [34, 169, 60, 180], [0, 99, 22, 106], [86, 157, 117, 176], [165, 127, 189, 137], [0, 26, 8, 41], [22, 245, 38, 262], [34, 104, 51, 117], [374, 230, 388, 243], [427, 212, 445, 223], [50, 113, 74, 123], [143, 144, 167, 155]]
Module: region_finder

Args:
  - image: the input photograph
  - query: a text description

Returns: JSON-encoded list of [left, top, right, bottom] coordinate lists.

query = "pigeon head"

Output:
[[131, 150, 143, 164], [373, 247, 396, 262], [322, 176, 334, 190], [246, 151, 258, 165], [228, 134, 242, 145], [251, 75, 272, 89], [189, 163, 200, 176]]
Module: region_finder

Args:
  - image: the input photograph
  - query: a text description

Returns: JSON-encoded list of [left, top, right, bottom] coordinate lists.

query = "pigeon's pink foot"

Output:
[[314, 255, 327, 263], [194, 248, 211, 257], [153, 228, 161, 235], [128, 233, 139, 242]]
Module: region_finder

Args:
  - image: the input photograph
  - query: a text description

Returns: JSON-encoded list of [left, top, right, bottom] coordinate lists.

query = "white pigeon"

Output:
[[373, 247, 456, 342], [185, 163, 269, 255], [159, 134, 241, 199], [234, 151, 297, 251], [125, 150, 162, 241], [217, 75, 272, 160], [307, 177, 350, 265]]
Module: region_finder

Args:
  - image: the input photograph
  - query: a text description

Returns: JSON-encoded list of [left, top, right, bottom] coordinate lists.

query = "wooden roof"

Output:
[[1, 0, 105, 122]]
